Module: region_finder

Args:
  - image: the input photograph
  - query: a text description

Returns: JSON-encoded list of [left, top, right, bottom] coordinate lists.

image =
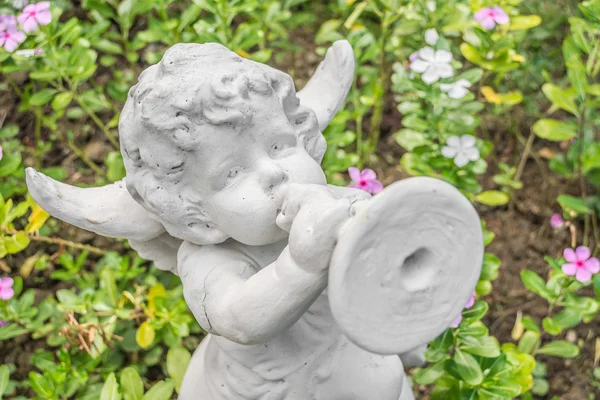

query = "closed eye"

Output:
[[270, 137, 296, 158], [224, 166, 244, 186]]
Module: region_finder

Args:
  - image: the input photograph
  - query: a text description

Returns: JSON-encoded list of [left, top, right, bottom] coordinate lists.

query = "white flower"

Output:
[[409, 46, 453, 84], [441, 135, 480, 167], [12, 0, 29, 9], [425, 29, 439, 46], [440, 79, 471, 99], [426, 1, 436, 12], [14, 49, 36, 57]]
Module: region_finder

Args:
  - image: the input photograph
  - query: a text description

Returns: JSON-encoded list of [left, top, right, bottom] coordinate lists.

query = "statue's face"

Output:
[[185, 93, 327, 246]]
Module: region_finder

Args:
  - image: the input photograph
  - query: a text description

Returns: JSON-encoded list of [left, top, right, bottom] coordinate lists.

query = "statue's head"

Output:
[[119, 43, 328, 245], [25, 40, 355, 246]]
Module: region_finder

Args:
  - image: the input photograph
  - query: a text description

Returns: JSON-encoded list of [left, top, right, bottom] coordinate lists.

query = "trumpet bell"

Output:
[[328, 177, 484, 355]]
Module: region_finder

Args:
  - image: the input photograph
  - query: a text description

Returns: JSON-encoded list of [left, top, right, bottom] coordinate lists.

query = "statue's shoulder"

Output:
[[177, 239, 284, 277], [176, 240, 256, 276]]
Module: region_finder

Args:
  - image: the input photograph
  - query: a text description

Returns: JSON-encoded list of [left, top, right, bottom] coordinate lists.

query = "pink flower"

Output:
[[0, 320, 7, 328], [0, 277, 14, 300], [348, 167, 383, 194], [17, 2, 51, 33], [0, 15, 17, 31], [550, 213, 564, 228], [0, 25, 25, 52], [0, 146, 3, 161], [450, 291, 475, 328], [562, 246, 600, 283], [474, 7, 509, 30]]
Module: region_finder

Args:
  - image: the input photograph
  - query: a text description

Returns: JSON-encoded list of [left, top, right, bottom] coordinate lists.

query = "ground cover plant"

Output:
[[0, 0, 599, 398]]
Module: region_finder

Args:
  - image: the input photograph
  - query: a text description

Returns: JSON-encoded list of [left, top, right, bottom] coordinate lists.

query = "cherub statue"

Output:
[[26, 41, 483, 400]]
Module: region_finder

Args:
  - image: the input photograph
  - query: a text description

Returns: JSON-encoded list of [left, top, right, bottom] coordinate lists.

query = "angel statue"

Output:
[[26, 40, 483, 400]]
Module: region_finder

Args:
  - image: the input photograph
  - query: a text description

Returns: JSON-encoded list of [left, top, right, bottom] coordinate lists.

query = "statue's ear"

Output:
[[127, 183, 230, 246]]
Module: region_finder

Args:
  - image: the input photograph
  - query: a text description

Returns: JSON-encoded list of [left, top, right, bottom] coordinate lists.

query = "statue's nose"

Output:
[[259, 161, 288, 192]]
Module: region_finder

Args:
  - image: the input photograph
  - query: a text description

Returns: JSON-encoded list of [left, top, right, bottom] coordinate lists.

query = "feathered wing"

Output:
[[297, 40, 355, 132], [25, 168, 183, 275]]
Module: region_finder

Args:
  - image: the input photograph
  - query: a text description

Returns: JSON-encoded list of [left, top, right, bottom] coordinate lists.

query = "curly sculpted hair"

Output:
[[118, 43, 326, 244]]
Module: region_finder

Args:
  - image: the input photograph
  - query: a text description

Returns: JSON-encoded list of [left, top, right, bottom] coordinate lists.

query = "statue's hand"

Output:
[[277, 183, 351, 273]]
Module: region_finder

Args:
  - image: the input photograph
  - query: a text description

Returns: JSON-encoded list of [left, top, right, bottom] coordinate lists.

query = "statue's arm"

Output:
[[178, 242, 327, 345]]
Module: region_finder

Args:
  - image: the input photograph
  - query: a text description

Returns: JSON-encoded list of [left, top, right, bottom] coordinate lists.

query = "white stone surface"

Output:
[[25, 40, 484, 400]]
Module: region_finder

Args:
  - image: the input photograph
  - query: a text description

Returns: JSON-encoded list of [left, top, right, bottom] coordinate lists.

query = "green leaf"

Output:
[[533, 119, 577, 141], [474, 191, 509, 206], [582, 143, 600, 174], [402, 114, 428, 131], [343, 1, 367, 29], [29, 89, 58, 106], [460, 43, 485, 66], [0, 365, 10, 395], [557, 194, 591, 214], [462, 301, 488, 321], [414, 360, 446, 385], [0, 154, 22, 177], [4, 232, 30, 254], [541, 84, 579, 115], [136, 321, 155, 349], [521, 270, 555, 301], [142, 381, 174, 400], [100, 268, 118, 307], [542, 317, 562, 335], [480, 379, 522, 398], [395, 129, 428, 151], [0, 125, 19, 139], [0, 324, 28, 340], [167, 347, 191, 393], [454, 349, 483, 385], [532, 378, 550, 396], [458, 68, 483, 84], [480, 253, 501, 281], [56, 289, 81, 307], [554, 309, 582, 329], [563, 36, 587, 99], [93, 39, 123, 55], [104, 152, 126, 182], [509, 15, 542, 30], [52, 92, 74, 111], [178, 4, 203, 31], [461, 336, 500, 358], [536, 341, 580, 358], [100, 373, 121, 400], [29, 372, 54, 398], [400, 153, 436, 177], [518, 330, 540, 354], [120, 367, 143, 400]]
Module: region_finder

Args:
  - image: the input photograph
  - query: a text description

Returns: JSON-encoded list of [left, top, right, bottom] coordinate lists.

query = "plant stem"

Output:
[[76, 97, 119, 149], [577, 108, 590, 246], [592, 210, 600, 257], [33, 108, 43, 169], [514, 127, 536, 186], [28, 234, 108, 255], [364, 13, 392, 164], [59, 134, 106, 177], [514, 132, 548, 185], [5, 75, 23, 97]]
